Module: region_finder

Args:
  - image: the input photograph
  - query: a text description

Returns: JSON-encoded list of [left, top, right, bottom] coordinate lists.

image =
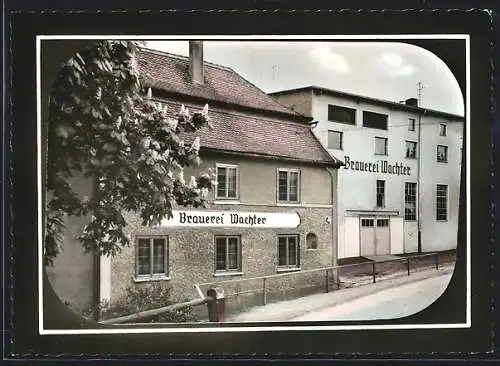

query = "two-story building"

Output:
[[45, 43, 342, 316], [270, 86, 464, 259]]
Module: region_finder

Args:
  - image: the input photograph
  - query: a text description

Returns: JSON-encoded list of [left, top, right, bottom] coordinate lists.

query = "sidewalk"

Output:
[[226, 263, 455, 323], [338, 250, 456, 288]]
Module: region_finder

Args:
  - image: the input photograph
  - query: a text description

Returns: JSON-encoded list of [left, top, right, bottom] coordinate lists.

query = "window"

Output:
[[306, 233, 318, 250], [136, 237, 168, 278], [374, 137, 388, 155], [377, 219, 389, 227], [408, 118, 416, 131], [215, 236, 241, 272], [277, 169, 300, 202], [406, 141, 418, 159], [278, 235, 300, 268], [405, 182, 417, 221], [327, 130, 343, 150], [436, 185, 448, 221], [376, 180, 385, 208], [327, 104, 356, 124], [363, 111, 388, 130], [439, 124, 447, 136], [437, 145, 448, 163], [361, 219, 374, 227], [216, 164, 238, 199]]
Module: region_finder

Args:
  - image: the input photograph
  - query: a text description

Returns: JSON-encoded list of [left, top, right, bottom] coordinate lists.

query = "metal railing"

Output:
[[100, 287, 226, 325], [101, 252, 447, 324], [195, 252, 444, 306]]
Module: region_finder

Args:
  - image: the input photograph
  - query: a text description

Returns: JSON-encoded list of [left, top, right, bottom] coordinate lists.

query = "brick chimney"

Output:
[[405, 98, 418, 107], [189, 41, 204, 84]]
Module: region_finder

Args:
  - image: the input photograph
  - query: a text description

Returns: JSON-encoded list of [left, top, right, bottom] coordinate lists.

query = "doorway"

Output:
[[360, 217, 391, 256]]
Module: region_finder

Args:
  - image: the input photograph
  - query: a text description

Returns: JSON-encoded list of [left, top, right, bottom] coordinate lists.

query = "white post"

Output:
[[99, 254, 111, 304]]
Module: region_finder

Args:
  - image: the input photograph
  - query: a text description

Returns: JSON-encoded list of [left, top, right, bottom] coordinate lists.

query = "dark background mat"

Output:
[[3, 0, 496, 360]]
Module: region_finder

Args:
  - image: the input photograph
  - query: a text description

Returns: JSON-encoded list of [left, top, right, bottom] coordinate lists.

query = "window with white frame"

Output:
[[278, 235, 300, 268], [136, 237, 168, 278], [406, 141, 418, 159], [437, 145, 448, 163], [404, 182, 417, 221], [216, 164, 238, 199], [408, 118, 416, 131], [376, 180, 385, 208], [436, 185, 448, 221], [439, 123, 447, 136], [277, 169, 300, 203], [327, 130, 343, 150], [215, 236, 241, 272], [374, 137, 388, 155]]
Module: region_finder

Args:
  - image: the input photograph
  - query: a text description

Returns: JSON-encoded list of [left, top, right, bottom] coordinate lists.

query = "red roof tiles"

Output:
[[162, 101, 340, 166], [138, 47, 339, 166], [137, 48, 300, 117]]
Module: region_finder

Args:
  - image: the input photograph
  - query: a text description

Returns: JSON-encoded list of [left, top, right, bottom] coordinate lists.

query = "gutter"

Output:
[[200, 147, 342, 168]]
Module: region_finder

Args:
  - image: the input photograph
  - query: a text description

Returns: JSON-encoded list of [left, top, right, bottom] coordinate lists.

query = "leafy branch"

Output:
[[45, 40, 216, 265]]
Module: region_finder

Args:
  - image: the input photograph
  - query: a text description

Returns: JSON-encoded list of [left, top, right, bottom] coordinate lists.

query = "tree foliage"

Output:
[[45, 40, 215, 265]]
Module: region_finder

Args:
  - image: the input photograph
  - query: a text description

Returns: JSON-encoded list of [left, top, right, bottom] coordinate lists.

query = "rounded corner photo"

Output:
[[39, 37, 466, 331]]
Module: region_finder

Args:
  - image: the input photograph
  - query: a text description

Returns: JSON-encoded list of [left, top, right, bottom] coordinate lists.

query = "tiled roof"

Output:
[[158, 100, 340, 166], [137, 48, 300, 118]]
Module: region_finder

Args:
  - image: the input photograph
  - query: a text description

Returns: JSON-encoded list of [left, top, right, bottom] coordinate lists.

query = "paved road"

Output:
[[227, 266, 454, 323], [292, 272, 452, 321]]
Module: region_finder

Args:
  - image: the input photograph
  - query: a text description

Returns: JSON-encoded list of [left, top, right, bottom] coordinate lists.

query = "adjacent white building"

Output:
[[271, 86, 464, 259]]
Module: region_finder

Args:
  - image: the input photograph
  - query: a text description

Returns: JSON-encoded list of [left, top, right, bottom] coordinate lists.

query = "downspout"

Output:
[[326, 167, 338, 268], [416, 109, 426, 253]]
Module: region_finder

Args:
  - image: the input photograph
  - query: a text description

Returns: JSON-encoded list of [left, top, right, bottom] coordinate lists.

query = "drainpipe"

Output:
[[416, 109, 427, 253], [326, 167, 338, 268], [417, 111, 422, 253]]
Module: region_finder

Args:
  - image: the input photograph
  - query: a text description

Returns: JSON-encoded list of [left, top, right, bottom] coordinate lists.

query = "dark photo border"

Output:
[[4, 4, 494, 359]]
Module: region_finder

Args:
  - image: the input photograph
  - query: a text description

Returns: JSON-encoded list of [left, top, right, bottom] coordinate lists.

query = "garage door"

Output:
[[360, 217, 391, 256], [360, 218, 375, 256], [375, 218, 390, 255]]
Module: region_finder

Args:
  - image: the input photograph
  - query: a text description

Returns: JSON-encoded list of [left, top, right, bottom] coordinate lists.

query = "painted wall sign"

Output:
[[343, 155, 412, 176], [160, 210, 300, 228]]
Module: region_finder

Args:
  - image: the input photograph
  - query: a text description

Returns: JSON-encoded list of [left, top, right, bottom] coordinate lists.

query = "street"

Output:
[[292, 270, 452, 321], [227, 264, 455, 323]]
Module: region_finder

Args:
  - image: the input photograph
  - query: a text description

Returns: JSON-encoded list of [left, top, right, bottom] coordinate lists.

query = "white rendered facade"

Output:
[[272, 87, 464, 258]]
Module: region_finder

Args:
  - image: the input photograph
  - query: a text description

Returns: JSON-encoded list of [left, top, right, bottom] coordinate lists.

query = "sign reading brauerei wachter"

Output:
[[343, 155, 412, 176], [160, 210, 300, 228]]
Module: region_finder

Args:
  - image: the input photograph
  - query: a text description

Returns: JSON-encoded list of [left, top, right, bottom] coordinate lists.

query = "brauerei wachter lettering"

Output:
[[159, 210, 301, 228], [343, 155, 412, 176], [180, 212, 267, 226]]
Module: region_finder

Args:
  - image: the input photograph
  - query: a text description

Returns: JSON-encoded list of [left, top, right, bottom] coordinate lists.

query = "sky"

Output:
[[146, 40, 465, 117]]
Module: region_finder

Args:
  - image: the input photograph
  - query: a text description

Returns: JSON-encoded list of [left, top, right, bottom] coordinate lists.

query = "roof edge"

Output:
[[147, 87, 313, 124], [306, 127, 344, 168], [139, 47, 310, 122], [200, 147, 342, 168], [269, 85, 465, 121]]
